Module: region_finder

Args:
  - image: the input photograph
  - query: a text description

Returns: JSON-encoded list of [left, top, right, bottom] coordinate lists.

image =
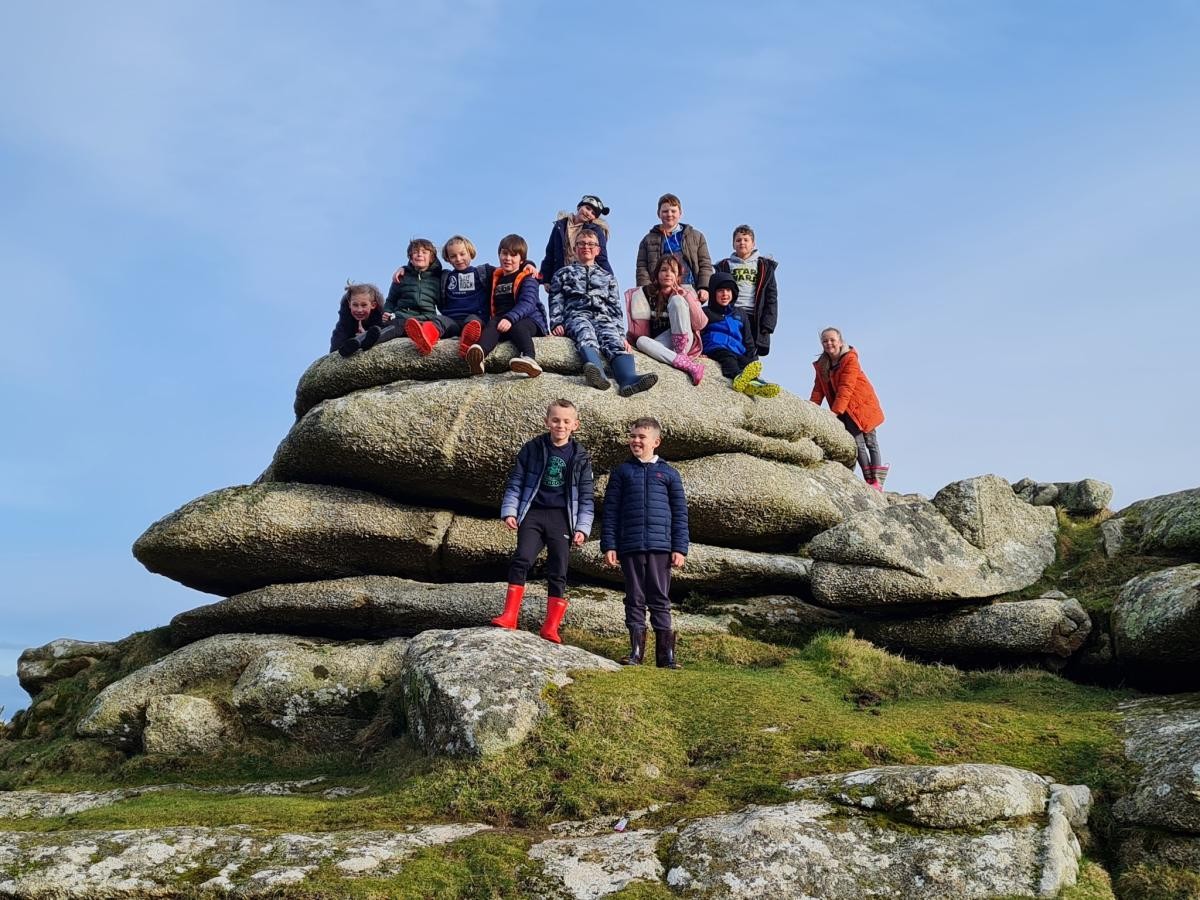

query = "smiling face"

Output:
[[545, 403, 580, 446], [348, 294, 376, 321], [733, 232, 755, 259], [498, 249, 522, 274], [821, 329, 844, 356], [409, 246, 434, 270], [575, 203, 598, 224], [445, 242, 473, 271], [656, 262, 680, 294], [658, 202, 681, 231], [575, 235, 600, 265], [715, 287, 734, 307], [628, 426, 662, 462]]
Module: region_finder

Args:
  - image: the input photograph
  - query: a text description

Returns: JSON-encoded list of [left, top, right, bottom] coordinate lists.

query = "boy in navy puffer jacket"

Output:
[[491, 399, 595, 643], [702, 272, 780, 398], [601, 417, 689, 669]]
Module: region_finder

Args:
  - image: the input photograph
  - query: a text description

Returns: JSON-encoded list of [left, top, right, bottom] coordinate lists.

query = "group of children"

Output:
[[492, 399, 688, 669], [326, 192, 888, 666], [329, 193, 781, 399]]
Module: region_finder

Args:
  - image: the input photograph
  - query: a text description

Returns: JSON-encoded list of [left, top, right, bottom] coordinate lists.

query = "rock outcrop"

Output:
[[809, 475, 1057, 608], [401, 628, 620, 758], [1111, 564, 1200, 677], [1115, 487, 1200, 558], [17, 638, 119, 697], [666, 765, 1089, 898], [1013, 477, 1113, 515]]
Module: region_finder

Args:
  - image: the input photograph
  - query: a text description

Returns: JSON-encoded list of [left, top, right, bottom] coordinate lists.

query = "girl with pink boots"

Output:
[[810, 327, 889, 491], [626, 256, 708, 386]]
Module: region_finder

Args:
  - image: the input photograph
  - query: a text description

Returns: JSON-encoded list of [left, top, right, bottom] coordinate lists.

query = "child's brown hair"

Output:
[[657, 193, 682, 210], [341, 282, 384, 308], [498, 234, 528, 261], [732, 224, 755, 241], [407, 238, 437, 261]]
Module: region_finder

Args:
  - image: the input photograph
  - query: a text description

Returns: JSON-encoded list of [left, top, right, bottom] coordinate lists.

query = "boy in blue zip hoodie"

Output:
[[492, 399, 595, 643], [701, 272, 781, 398], [602, 417, 689, 669]]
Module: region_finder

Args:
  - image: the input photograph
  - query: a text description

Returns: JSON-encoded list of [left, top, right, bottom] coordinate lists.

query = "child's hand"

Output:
[[572, 531, 586, 546], [503, 516, 518, 530], [671, 552, 686, 569], [497, 319, 512, 333], [552, 325, 565, 336], [382, 311, 394, 323], [604, 550, 618, 567], [392, 266, 406, 283]]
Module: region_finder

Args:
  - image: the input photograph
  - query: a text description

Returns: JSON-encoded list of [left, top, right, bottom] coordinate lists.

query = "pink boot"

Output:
[[672, 352, 704, 385]]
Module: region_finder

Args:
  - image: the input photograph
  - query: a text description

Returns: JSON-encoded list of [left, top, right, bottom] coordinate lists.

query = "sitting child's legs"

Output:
[[708, 349, 743, 380]]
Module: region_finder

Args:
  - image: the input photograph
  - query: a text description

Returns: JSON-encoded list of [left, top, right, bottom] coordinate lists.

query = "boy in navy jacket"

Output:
[[601, 417, 689, 669], [492, 399, 595, 643]]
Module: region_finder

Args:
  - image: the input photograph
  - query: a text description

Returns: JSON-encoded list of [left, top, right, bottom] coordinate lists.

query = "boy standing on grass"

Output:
[[602, 417, 689, 670], [491, 399, 595, 643]]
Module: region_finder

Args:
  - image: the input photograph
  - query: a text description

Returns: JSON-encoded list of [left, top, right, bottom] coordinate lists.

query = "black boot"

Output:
[[620, 628, 646, 665], [654, 630, 682, 670]]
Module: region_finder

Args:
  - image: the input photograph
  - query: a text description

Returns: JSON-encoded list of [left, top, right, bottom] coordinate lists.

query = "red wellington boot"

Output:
[[458, 319, 483, 359], [539, 596, 569, 643], [491, 584, 525, 629], [405, 318, 439, 356]]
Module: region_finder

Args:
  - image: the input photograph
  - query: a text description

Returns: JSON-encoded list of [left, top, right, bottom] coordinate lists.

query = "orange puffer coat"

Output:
[[810, 347, 885, 433]]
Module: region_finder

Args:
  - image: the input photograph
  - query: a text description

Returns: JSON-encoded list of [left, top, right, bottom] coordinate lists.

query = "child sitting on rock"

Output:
[[701, 272, 780, 398], [380, 237, 452, 356], [549, 232, 658, 397], [492, 399, 595, 643], [330, 282, 386, 357], [602, 417, 689, 670], [464, 234, 548, 379]]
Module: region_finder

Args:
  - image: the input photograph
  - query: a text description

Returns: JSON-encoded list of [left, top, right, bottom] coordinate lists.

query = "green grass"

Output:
[[2, 633, 1134, 840]]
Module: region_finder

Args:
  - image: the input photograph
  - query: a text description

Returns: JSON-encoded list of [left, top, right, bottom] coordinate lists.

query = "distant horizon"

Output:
[[2, 3, 1198, 689]]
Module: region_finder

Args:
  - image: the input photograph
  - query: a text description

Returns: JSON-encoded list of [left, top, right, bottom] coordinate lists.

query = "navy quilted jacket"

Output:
[[500, 435, 595, 536], [601, 458, 689, 556]]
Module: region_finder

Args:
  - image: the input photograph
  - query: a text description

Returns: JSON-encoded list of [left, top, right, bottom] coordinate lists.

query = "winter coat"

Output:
[[501, 434, 595, 536], [540, 215, 612, 283], [635, 223, 713, 291], [329, 297, 384, 352], [625, 284, 706, 358], [715, 255, 779, 356], [702, 275, 755, 357], [384, 259, 445, 319], [549, 263, 626, 355], [810, 347, 885, 433], [490, 267, 549, 334], [601, 457, 689, 557]]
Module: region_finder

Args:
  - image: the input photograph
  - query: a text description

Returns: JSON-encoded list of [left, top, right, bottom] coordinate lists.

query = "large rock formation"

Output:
[[1111, 564, 1200, 676], [809, 475, 1057, 608], [1114, 487, 1200, 558]]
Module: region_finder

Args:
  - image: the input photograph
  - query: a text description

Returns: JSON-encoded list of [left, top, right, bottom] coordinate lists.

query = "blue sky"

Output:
[[1, 2, 1197, 716]]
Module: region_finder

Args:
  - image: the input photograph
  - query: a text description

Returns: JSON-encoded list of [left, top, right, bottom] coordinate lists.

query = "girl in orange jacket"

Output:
[[810, 327, 888, 491]]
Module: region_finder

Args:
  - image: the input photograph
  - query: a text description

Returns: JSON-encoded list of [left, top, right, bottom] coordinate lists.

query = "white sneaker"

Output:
[[510, 356, 543, 378]]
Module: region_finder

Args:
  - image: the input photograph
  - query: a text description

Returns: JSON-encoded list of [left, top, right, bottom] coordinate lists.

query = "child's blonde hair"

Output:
[[442, 235, 476, 261]]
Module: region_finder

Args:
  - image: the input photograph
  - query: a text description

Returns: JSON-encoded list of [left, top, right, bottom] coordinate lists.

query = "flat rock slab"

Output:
[[0, 823, 488, 897], [668, 765, 1088, 899], [810, 475, 1057, 608], [1118, 486, 1200, 558], [721, 595, 1091, 663], [402, 628, 620, 758], [270, 368, 856, 518], [1111, 563, 1200, 672], [0, 779, 349, 820], [171, 576, 729, 645], [135, 482, 813, 597], [528, 829, 667, 899], [1113, 694, 1200, 835]]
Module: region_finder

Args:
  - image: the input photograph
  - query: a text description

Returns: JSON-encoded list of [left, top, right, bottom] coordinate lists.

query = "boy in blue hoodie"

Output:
[[602, 417, 689, 669], [702, 272, 781, 398], [492, 399, 595, 643]]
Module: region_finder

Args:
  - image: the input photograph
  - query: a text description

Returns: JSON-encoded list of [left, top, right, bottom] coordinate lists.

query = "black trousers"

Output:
[[838, 412, 882, 474], [508, 506, 571, 598], [708, 347, 757, 379], [620, 552, 673, 631], [479, 315, 539, 357]]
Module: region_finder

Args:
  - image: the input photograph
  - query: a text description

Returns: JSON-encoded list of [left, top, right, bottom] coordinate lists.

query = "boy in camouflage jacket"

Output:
[[549, 233, 657, 398]]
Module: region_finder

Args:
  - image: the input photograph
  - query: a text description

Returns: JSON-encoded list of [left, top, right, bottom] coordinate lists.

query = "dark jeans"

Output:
[[376, 312, 457, 345], [479, 316, 539, 357], [707, 347, 757, 379], [838, 413, 882, 474], [508, 506, 571, 598], [620, 552, 673, 631]]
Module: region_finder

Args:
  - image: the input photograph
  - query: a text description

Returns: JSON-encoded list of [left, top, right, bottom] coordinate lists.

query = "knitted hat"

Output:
[[578, 194, 610, 216]]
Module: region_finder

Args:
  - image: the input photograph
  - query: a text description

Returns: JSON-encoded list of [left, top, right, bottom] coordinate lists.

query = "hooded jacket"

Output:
[[540, 214, 612, 283], [635, 223, 713, 291], [329, 295, 384, 352], [501, 434, 595, 536], [811, 346, 885, 433], [701, 272, 754, 357], [384, 258, 445, 319], [715, 254, 779, 356], [490, 266, 549, 334]]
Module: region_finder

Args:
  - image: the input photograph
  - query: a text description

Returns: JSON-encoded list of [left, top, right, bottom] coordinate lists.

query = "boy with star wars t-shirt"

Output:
[[490, 399, 595, 643]]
